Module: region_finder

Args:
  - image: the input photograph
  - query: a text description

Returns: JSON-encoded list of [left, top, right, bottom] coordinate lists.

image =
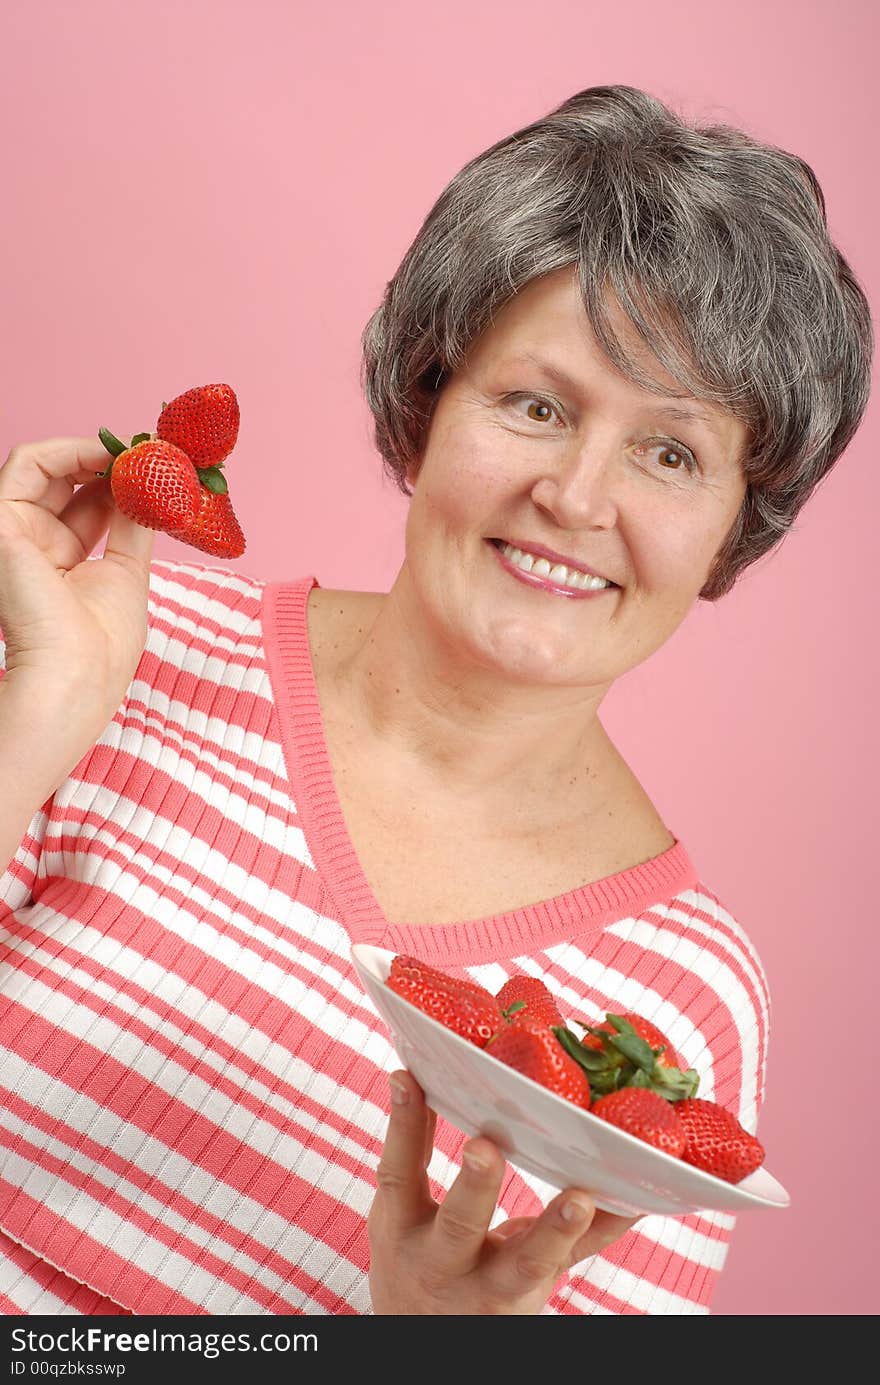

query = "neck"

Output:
[[325, 570, 618, 816]]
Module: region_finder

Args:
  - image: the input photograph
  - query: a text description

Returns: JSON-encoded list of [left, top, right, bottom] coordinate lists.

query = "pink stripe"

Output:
[[0, 1293, 24, 1314], [523, 940, 750, 1115], [545, 927, 763, 1114], [0, 1230, 130, 1315], [0, 945, 389, 1186], [550, 1276, 648, 1314], [0, 1003, 375, 1279], [0, 1179, 202, 1315], [113, 694, 290, 816], [0, 1125, 351, 1315], [0, 917, 387, 1159], [0, 1086, 356, 1315]]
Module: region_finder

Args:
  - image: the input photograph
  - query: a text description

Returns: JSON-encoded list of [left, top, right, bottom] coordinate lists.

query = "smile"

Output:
[[486, 539, 618, 599]]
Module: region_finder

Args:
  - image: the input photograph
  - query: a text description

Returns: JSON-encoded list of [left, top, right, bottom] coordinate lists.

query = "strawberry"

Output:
[[385, 965, 501, 1049], [496, 974, 565, 1028], [578, 1012, 683, 1069], [156, 384, 240, 469], [486, 1014, 592, 1108], [558, 1012, 700, 1102], [389, 955, 492, 1002], [97, 438, 201, 532], [673, 1098, 765, 1184], [591, 1087, 687, 1157], [166, 482, 246, 559]]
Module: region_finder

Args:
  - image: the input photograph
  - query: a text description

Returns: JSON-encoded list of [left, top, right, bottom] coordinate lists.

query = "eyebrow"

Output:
[[504, 352, 724, 438]]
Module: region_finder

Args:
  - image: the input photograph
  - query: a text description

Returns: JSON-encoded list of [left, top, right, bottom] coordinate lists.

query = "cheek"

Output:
[[414, 432, 509, 531], [627, 515, 711, 601]]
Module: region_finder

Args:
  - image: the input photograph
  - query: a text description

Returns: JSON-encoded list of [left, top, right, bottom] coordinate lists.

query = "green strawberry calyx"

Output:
[[196, 466, 228, 495], [553, 1013, 700, 1102], [96, 426, 153, 479], [500, 999, 527, 1022], [96, 427, 229, 495]]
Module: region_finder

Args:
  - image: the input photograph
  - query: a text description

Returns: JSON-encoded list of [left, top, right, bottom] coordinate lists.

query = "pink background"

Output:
[[1, 0, 876, 1315]]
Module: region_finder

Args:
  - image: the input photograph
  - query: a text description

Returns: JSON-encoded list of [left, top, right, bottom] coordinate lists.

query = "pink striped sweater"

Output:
[[0, 558, 771, 1316]]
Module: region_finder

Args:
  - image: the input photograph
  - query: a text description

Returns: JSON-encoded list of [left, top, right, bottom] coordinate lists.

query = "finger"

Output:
[[53, 475, 117, 563], [428, 1136, 506, 1275], [488, 1189, 599, 1296], [423, 1105, 438, 1169], [0, 437, 125, 515], [373, 1070, 436, 1231], [567, 1210, 641, 1266], [487, 1216, 535, 1248], [102, 494, 157, 574]]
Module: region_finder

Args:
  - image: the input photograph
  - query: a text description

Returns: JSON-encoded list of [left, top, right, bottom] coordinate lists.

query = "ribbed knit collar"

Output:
[[261, 575, 699, 966]]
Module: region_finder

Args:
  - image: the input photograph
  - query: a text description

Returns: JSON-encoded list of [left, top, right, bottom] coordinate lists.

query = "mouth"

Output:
[[486, 538, 620, 592]]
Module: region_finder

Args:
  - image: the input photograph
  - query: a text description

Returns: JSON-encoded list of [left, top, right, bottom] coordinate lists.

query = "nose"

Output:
[[529, 439, 619, 531]]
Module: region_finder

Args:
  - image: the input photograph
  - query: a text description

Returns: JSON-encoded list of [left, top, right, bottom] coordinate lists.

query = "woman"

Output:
[[0, 86, 871, 1316]]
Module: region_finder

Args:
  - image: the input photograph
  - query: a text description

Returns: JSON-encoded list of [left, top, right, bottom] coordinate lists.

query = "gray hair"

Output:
[[360, 84, 873, 599]]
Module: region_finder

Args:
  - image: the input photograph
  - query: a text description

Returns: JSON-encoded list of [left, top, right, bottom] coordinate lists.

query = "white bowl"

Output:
[[352, 944, 790, 1218]]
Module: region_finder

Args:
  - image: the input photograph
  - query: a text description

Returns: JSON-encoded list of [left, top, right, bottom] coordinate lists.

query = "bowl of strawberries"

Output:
[[351, 945, 789, 1218]]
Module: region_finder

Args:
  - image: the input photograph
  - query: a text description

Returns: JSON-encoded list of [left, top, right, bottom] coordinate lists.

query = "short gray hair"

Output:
[[360, 84, 873, 599]]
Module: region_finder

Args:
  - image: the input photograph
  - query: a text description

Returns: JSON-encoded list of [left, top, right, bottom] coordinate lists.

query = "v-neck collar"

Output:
[[261, 574, 699, 966]]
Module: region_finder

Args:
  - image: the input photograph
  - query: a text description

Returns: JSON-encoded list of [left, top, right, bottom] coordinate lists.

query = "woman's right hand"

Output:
[[0, 435, 156, 741]]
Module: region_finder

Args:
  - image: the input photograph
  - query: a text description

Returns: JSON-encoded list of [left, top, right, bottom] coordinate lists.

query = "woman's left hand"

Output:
[[367, 1068, 640, 1315]]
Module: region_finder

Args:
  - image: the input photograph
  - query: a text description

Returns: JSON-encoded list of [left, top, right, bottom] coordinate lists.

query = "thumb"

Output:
[[101, 503, 156, 575]]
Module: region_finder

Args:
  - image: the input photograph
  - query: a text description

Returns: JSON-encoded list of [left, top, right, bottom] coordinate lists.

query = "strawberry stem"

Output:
[[98, 426, 127, 457]]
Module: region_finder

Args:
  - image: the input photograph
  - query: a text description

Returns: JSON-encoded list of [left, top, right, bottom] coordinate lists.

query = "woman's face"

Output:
[[402, 265, 750, 691]]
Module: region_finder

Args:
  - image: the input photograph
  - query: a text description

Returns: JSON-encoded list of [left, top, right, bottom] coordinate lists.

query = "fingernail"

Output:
[[389, 1077, 410, 1105], [463, 1146, 490, 1174], [560, 1196, 592, 1225]]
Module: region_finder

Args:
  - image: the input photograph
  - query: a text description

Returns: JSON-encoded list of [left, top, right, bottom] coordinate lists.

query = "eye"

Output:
[[638, 439, 700, 475], [506, 393, 563, 425]]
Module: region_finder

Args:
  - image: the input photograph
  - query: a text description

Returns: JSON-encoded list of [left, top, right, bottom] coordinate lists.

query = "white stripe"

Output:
[[0, 806, 51, 910], [543, 916, 762, 1119], [633, 1214, 731, 1271], [0, 1103, 361, 1314], [595, 915, 762, 1126], [0, 1238, 79, 1314], [642, 890, 771, 1037], [14, 884, 366, 1049], [564, 1252, 715, 1314], [0, 973, 470, 1213], [43, 777, 316, 913], [108, 695, 295, 818], [0, 921, 393, 1156], [0, 1146, 269, 1314], [148, 562, 266, 637], [679, 888, 773, 1020], [538, 940, 718, 1102], [696, 1207, 736, 1230]]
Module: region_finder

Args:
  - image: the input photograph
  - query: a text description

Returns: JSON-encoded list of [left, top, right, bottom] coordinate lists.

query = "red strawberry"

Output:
[[100, 439, 201, 532], [591, 1087, 687, 1158], [156, 384, 240, 468], [561, 1011, 699, 1102], [385, 966, 501, 1049], [673, 1099, 765, 1184], [167, 483, 246, 559], [486, 1014, 592, 1108], [579, 1012, 683, 1069], [389, 955, 492, 1003], [496, 975, 565, 1028]]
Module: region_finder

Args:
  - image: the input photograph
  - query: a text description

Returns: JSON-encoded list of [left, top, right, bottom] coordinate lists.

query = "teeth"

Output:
[[500, 542, 611, 591]]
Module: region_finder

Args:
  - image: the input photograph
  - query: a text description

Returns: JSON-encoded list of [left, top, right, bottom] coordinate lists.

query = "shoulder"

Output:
[[146, 557, 268, 640], [650, 879, 772, 1134], [305, 585, 385, 671]]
